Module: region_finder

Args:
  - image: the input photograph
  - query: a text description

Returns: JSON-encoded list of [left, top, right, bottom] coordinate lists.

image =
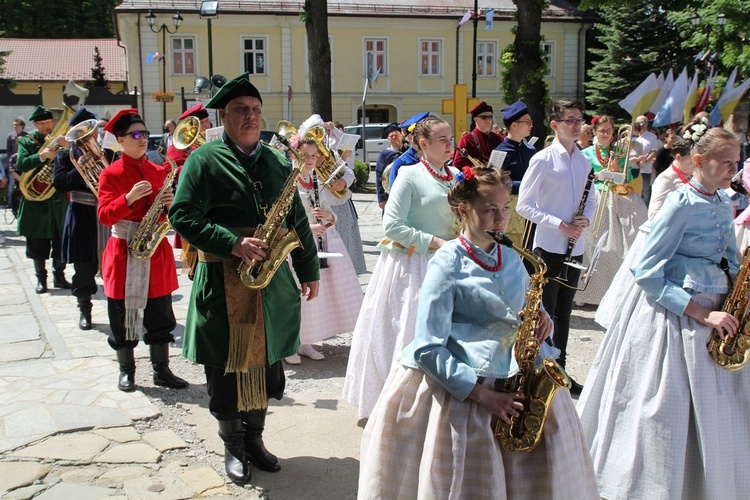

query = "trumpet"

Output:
[[65, 118, 109, 197], [173, 116, 207, 151]]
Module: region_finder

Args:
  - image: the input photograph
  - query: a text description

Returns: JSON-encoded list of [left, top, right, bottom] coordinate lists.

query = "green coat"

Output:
[[15, 132, 68, 239], [169, 137, 320, 368]]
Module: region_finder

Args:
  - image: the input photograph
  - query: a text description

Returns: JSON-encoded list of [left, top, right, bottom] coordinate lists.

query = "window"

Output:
[[172, 37, 195, 75], [365, 38, 387, 76], [420, 39, 441, 76], [540, 42, 554, 77], [476, 41, 496, 77], [243, 37, 267, 75]]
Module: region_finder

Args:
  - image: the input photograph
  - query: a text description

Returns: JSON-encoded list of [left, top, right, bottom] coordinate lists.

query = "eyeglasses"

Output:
[[122, 130, 150, 140], [597, 129, 614, 135], [557, 119, 585, 127], [477, 115, 494, 120], [515, 119, 533, 125]]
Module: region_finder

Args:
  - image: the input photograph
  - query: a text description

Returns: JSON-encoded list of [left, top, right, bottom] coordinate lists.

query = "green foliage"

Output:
[[353, 160, 369, 189], [0, 0, 118, 38], [87, 46, 109, 89], [0, 50, 13, 87]]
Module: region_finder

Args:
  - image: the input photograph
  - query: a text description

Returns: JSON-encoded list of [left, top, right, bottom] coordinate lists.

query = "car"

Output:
[[343, 123, 391, 168]]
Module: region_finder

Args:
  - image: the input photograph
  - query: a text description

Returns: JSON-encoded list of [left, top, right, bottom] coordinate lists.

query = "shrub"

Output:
[[353, 160, 369, 188]]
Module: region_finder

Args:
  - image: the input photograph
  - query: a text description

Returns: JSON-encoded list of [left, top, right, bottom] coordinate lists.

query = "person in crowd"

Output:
[[516, 99, 596, 396], [160, 119, 177, 151], [734, 157, 750, 252], [375, 122, 404, 211], [164, 104, 210, 171], [359, 165, 598, 499], [4, 117, 28, 193], [578, 125, 749, 500], [284, 136, 363, 364], [15, 106, 71, 294], [343, 116, 458, 419], [653, 128, 676, 177], [453, 101, 503, 169], [387, 112, 429, 190], [649, 138, 694, 219], [634, 115, 659, 206], [576, 123, 593, 150], [574, 115, 647, 307], [169, 72, 320, 485], [97, 109, 188, 393]]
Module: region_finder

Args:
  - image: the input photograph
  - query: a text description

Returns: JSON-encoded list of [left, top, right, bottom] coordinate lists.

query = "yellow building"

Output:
[[114, 1, 595, 133]]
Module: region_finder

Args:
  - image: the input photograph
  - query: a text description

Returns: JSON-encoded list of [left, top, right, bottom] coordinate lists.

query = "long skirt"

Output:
[[342, 250, 430, 418], [575, 190, 647, 306], [331, 200, 367, 275], [296, 228, 363, 344], [359, 365, 599, 499], [578, 290, 750, 500]]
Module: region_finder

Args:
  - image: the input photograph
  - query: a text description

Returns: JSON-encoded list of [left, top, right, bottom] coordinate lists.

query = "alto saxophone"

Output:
[[707, 247, 750, 371], [488, 231, 571, 453], [128, 158, 177, 259], [237, 145, 307, 289]]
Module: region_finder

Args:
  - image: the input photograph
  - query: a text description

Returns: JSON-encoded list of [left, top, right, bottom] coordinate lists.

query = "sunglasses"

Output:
[[122, 130, 150, 140]]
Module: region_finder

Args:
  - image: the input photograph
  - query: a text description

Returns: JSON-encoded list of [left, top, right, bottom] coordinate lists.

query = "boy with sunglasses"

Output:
[[453, 100, 503, 169]]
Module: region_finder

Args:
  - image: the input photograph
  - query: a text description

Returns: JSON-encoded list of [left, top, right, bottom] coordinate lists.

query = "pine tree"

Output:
[[88, 46, 109, 89]]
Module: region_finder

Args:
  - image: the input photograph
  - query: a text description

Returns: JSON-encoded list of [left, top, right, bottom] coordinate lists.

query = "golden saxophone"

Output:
[[707, 247, 750, 371], [488, 231, 571, 453], [237, 144, 307, 289], [128, 158, 177, 259]]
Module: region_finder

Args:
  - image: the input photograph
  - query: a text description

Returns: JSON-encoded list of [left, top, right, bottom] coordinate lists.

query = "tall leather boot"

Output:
[[116, 348, 136, 392], [244, 409, 281, 472], [52, 259, 71, 289], [218, 419, 252, 485], [33, 259, 47, 294], [149, 344, 188, 389], [77, 295, 93, 330]]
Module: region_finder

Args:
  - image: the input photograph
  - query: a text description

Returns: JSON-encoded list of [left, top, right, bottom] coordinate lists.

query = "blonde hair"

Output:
[[413, 116, 448, 153]]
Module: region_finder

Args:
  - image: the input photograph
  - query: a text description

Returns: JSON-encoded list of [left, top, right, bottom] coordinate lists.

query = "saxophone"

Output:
[[707, 247, 750, 371], [237, 145, 307, 289], [128, 158, 177, 259], [488, 231, 571, 453]]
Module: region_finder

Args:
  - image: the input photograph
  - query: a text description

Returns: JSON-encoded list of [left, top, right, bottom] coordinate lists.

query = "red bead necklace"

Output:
[[459, 234, 502, 272], [420, 157, 453, 182], [595, 143, 612, 168], [688, 181, 716, 198], [671, 163, 690, 185], [297, 174, 314, 190]]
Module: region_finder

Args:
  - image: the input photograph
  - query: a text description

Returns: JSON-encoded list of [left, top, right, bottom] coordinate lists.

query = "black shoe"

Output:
[[35, 279, 48, 294], [53, 273, 72, 289], [218, 420, 252, 485], [149, 344, 189, 389], [244, 409, 281, 473], [77, 296, 93, 330], [569, 378, 584, 396], [79, 311, 92, 330], [33, 260, 47, 294], [116, 349, 136, 392]]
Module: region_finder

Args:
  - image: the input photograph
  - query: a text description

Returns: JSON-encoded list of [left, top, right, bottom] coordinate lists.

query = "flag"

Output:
[[649, 68, 674, 115], [693, 51, 704, 63], [366, 52, 381, 89], [653, 67, 688, 127], [459, 9, 472, 26], [709, 77, 750, 126], [485, 9, 494, 30], [619, 73, 660, 119], [724, 66, 738, 92], [145, 52, 156, 63], [695, 68, 715, 114], [684, 70, 699, 122], [287, 85, 293, 102], [656, 71, 665, 87]]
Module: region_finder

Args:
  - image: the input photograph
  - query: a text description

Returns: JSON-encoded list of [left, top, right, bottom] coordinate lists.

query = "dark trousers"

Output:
[[641, 172, 652, 207], [106, 295, 176, 350], [26, 236, 62, 261], [534, 248, 582, 369], [72, 262, 98, 298], [205, 361, 286, 421]]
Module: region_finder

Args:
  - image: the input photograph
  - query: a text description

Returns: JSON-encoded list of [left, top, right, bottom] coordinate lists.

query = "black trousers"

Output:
[[534, 248, 582, 369], [72, 262, 98, 298], [107, 295, 176, 350], [205, 361, 286, 421], [26, 236, 62, 261]]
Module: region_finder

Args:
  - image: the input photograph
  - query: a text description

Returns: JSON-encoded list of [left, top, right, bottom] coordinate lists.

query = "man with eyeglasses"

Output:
[[634, 115, 659, 206], [453, 100, 503, 169], [169, 72, 320, 485], [517, 99, 597, 396]]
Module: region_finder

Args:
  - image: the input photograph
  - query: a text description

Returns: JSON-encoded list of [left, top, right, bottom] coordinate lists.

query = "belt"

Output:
[[70, 190, 97, 206], [380, 238, 416, 256], [197, 226, 258, 263]]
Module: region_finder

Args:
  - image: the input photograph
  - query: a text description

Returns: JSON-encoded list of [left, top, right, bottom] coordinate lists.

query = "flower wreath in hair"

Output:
[[454, 166, 476, 184], [290, 134, 302, 149], [683, 117, 709, 142]]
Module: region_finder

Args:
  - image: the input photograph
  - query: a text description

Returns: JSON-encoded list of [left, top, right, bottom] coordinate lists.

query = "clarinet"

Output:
[[557, 168, 595, 282], [311, 171, 329, 269]]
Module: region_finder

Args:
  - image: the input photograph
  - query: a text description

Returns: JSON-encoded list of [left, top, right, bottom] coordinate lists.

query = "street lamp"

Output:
[[146, 9, 183, 124], [200, 1, 219, 79], [690, 11, 726, 84]]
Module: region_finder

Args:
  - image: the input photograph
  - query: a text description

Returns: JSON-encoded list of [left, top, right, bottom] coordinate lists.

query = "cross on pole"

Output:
[[442, 83, 479, 141]]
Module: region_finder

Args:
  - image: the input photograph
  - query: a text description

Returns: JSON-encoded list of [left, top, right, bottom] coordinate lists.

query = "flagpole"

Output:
[[471, 0, 478, 98], [456, 24, 461, 85], [361, 76, 369, 165]]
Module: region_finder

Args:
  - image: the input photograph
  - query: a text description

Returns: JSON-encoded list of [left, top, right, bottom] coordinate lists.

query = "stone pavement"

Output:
[[0, 172, 605, 498]]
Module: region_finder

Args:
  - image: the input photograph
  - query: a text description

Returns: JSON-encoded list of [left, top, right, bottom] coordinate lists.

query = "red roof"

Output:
[[0, 38, 127, 82]]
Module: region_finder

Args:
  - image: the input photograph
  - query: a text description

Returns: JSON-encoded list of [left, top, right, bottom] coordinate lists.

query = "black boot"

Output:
[[33, 259, 47, 294], [218, 419, 252, 485], [244, 409, 281, 472], [116, 348, 136, 392], [149, 344, 188, 389], [77, 295, 93, 330], [52, 259, 71, 289]]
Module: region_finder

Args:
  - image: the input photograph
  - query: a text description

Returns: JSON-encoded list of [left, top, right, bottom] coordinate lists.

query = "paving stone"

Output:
[[62, 390, 101, 407], [60, 465, 105, 483], [3, 484, 48, 500], [11, 433, 110, 461], [0, 341, 46, 363], [199, 486, 233, 497], [33, 482, 117, 499], [94, 426, 141, 443], [178, 467, 224, 495], [0, 461, 51, 493], [94, 443, 161, 464], [2, 315, 41, 342], [50, 405, 132, 432], [122, 475, 195, 500], [142, 429, 188, 452], [3, 406, 57, 439], [96, 465, 153, 485]]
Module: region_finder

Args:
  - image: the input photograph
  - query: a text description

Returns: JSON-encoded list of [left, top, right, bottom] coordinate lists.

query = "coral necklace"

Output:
[[596, 144, 612, 168], [298, 174, 314, 190], [459, 234, 502, 272], [420, 157, 453, 182], [688, 181, 716, 198]]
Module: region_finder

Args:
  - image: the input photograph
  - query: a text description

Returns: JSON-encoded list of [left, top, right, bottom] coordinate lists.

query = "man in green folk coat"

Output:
[[15, 106, 71, 294], [169, 72, 320, 486]]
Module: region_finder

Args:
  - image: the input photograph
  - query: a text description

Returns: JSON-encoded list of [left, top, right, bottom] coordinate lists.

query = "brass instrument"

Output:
[[543, 135, 556, 148], [19, 104, 76, 202], [382, 162, 393, 194], [707, 247, 750, 371], [237, 141, 306, 289], [277, 120, 297, 140], [304, 125, 348, 199], [609, 125, 635, 196], [488, 231, 571, 452], [129, 158, 177, 259], [590, 126, 633, 239], [173, 116, 207, 151], [65, 118, 109, 197]]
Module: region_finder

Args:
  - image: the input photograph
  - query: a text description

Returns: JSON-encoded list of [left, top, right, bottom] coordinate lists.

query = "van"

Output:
[[344, 123, 391, 168]]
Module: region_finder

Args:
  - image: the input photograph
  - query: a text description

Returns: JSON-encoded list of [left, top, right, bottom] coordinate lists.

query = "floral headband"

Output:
[[454, 166, 476, 184], [683, 117, 709, 142]]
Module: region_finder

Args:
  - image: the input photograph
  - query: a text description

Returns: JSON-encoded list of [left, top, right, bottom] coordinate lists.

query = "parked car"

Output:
[[344, 123, 391, 168]]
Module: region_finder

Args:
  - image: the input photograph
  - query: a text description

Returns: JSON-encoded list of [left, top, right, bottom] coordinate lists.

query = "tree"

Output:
[[302, 0, 333, 121], [87, 46, 109, 89], [0, 50, 13, 87], [0, 0, 118, 38], [500, 0, 549, 147]]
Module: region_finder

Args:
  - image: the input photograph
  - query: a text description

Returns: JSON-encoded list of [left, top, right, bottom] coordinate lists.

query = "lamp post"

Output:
[[200, 1, 219, 79], [145, 9, 183, 124], [690, 11, 727, 84]]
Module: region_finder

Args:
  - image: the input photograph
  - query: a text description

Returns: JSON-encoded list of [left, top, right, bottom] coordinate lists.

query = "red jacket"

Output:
[[98, 154, 178, 299], [453, 127, 503, 168]]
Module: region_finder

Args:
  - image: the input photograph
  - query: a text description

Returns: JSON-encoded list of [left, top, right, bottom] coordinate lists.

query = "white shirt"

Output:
[[516, 139, 598, 256], [636, 130, 659, 174]]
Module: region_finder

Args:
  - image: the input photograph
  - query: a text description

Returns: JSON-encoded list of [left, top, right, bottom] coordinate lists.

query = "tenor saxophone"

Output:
[[488, 231, 571, 453], [128, 158, 177, 259]]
